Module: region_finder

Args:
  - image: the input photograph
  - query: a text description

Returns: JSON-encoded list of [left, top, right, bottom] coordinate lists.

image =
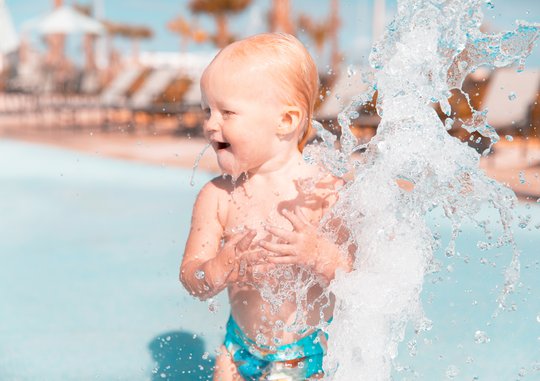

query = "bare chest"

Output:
[[222, 185, 322, 239]]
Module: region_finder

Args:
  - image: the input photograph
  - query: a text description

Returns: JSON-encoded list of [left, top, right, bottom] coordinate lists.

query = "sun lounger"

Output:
[[126, 67, 204, 135], [60, 66, 148, 130]]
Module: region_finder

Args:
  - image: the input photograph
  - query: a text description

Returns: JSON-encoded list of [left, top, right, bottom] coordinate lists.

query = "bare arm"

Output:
[[180, 181, 256, 300]]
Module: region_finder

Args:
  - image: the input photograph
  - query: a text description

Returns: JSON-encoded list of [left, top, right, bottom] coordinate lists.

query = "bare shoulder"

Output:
[[198, 175, 235, 198], [193, 175, 234, 226]]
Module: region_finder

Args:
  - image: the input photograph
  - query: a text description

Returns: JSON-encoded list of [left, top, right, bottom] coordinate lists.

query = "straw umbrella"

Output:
[[167, 16, 192, 52], [298, 0, 340, 63], [189, 0, 252, 48], [167, 15, 208, 52], [104, 22, 153, 64], [269, 0, 294, 34]]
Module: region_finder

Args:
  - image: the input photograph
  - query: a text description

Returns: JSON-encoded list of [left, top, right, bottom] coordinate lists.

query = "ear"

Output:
[[277, 106, 303, 136]]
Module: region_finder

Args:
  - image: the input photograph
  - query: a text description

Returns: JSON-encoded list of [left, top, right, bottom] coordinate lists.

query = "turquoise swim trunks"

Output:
[[223, 315, 329, 380]]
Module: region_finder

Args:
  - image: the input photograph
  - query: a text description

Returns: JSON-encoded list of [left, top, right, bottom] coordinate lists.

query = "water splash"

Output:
[[301, 0, 539, 379], [190, 143, 211, 186]]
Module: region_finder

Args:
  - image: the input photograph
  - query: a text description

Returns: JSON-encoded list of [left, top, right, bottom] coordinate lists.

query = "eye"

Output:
[[222, 110, 235, 119]]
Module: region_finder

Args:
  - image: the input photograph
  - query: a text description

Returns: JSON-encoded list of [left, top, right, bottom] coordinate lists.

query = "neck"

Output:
[[247, 146, 304, 182]]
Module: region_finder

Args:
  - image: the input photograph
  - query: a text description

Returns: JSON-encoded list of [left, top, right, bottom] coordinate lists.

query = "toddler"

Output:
[[180, 33, 352, 381]]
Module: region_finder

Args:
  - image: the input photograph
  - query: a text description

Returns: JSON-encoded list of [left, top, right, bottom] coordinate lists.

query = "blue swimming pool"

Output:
[[0, 140, 538, 380]]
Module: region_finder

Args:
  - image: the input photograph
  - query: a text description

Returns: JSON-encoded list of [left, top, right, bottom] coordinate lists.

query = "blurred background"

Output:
[[0, 0, 539, 196], [1, 1, 539, 380]]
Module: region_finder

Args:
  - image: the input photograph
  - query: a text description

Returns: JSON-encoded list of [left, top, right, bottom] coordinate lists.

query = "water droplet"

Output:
[[160, 373, 167, 378], [474, 330, 490, 344], [519, 171, 526, 184], [518, 214, 531, 229], [407, 339, 417, 356], [536, 314, 540, 323], [207, 298, 219, 313], [508, 92, 517, 101], [194, 270, 205, 280], [202, 351, 209, 360], [255, 333, 267, 346], [446, 365, 459, 379], [505, 135, 513, 141]]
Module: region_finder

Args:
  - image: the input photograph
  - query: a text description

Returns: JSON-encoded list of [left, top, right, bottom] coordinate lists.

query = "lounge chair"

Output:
[[127, 67, 203, 135], [63, 66, 149, 130]]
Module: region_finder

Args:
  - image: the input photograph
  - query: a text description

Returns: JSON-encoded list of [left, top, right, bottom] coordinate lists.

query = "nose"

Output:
[[203, 113, 220, 137]]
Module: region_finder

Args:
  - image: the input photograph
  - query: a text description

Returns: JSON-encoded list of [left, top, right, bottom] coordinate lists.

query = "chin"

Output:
[[217, 158, 245, 180]]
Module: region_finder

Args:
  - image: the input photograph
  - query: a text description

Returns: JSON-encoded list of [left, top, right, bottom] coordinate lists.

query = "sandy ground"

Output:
[[1, 122, 539, 201]]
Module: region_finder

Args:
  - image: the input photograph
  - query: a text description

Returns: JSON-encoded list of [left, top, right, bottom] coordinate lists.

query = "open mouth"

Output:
[[214, 141, 231, 150]]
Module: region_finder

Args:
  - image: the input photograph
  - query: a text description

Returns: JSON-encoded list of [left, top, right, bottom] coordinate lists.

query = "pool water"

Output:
[[0, 140, 538, 380]]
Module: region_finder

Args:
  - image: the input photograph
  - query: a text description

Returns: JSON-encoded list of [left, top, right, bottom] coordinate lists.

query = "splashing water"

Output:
[[301, 0, 539, 379], [190, 143, 211, 186]]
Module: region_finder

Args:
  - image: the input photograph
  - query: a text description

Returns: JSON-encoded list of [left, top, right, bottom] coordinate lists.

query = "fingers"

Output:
[[241, 249, 266, 263], [281, 207, 313, 231], [281, 208, 306, 231], [236, 229, 257, 252], [265, 225, 296, 243], [294, 206, 312, 226], [258, 240, 295, 256]]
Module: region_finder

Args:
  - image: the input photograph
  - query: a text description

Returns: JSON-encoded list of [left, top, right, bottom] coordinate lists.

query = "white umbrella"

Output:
[[0, 0, 19, 54], [25, 5, 105, 35]]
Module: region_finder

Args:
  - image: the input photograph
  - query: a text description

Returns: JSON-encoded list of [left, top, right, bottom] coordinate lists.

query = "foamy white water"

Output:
[[302, 0, 540, 379]]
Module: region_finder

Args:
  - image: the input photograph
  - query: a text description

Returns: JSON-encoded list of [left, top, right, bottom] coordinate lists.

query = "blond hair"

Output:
[[212, 33, 319, 151]]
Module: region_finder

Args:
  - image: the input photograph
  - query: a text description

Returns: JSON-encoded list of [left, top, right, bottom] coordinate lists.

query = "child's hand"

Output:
[[220, 229, 269, 285], [213, 229, 257, 283], [258, 207, 323, 270]]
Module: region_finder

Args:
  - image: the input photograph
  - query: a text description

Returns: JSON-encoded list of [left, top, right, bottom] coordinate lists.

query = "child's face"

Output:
[[201, 58, 288, 177]]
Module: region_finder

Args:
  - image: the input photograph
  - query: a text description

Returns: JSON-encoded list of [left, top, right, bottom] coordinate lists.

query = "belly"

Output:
[[227, 279, 334, 346]]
